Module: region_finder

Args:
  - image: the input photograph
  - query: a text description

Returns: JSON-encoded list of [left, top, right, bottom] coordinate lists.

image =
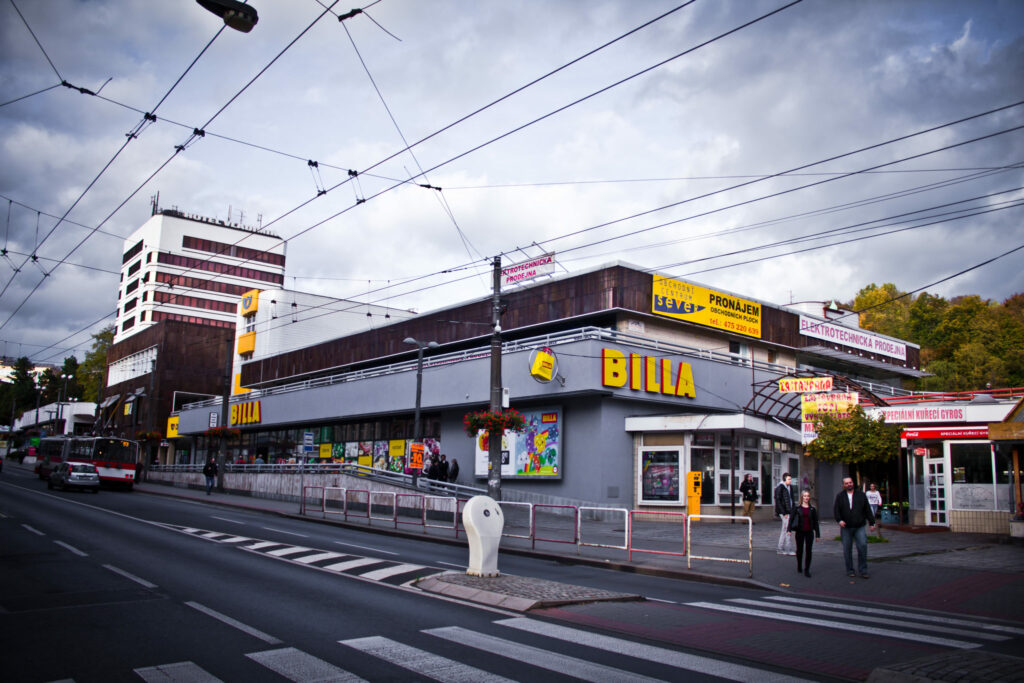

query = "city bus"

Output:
[[35, 436, 140, 489]]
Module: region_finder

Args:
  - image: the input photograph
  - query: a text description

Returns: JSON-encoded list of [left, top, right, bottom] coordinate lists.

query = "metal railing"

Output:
[[577, 506, 629, 555], [532, 504, 578, 549], [687, 514, 753, 577], [178, 325, 802, 413], [627, 510, 688, 562]]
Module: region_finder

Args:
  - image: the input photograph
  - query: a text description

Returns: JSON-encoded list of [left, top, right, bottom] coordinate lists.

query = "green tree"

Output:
[[78, 326, 113, 403], [804, 406, 902, 465], [851, 283, 909, 339]]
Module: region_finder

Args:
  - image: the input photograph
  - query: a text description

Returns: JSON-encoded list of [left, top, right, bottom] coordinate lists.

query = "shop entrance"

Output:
[[924, 457, 949, 526]]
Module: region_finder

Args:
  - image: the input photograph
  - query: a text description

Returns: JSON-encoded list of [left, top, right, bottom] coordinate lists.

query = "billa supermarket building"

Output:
[[173, 262, 926, 514]]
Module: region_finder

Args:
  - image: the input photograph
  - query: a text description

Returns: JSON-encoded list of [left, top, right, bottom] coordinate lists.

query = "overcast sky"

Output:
[[1, 0, 1022, 364]]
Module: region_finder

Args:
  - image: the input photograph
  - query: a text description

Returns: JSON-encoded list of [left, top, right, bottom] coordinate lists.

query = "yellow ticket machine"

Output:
[[687, 471, 702, 517]]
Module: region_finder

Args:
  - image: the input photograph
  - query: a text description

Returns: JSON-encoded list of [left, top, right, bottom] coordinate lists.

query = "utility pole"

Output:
[[487, 256, 503, 500], [217, 336, 232, 492]]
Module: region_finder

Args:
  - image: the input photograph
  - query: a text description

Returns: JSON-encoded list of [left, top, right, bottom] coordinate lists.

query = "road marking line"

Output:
[[729, 598, 1008, 641], [359, 563, 425, 581], [246, 647, 365, 682], [438, 561, 465, 569], [54, 540, 87, 556], [103, 564, 157, 589], [333, 541, 399, 555], [22, 524, 44, 536], [686, 601, 980, 649], [322, 557, 382, 572], [764, 595, 1024, 635], [427, 625, 671, 683], [261, 526, 307, 538], [217, 535, 252, 544], [243, 541, 282, 550], [135, 661, 223, 682], [496, 617, 808, 682], [185, 601, 282, 644], [211, 516, 245, 524], [293, 551, 345, 564], [266, 546, 313, 557], [340, 635, 515, 683]]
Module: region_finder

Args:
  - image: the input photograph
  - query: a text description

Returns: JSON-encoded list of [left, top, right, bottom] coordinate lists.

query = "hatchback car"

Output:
[[47, 462, 100, 493]]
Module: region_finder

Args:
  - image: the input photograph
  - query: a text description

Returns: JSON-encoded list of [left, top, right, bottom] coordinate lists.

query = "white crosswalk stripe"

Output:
[[340, 636, 517, 683], [764, 595, 1024, 636], [247, 647, 366, 682], [426, 625, 672, 682], [685, 597, 988, 649], [727, 598, 1009, 641], [495, 617, 807, 682], [167, 525, 442, 586], [134, 661, 223, 682], [129, 617, 813, 681]]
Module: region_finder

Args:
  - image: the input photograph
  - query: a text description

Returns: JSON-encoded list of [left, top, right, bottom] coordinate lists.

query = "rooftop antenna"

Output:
[[150, 192, 160, 216]]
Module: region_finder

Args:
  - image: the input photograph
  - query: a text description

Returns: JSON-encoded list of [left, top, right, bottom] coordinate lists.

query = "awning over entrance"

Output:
[[625, 412, 800, 441]]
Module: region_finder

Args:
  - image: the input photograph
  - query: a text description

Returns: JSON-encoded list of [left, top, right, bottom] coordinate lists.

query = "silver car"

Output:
[[47, 462, 100, 493]]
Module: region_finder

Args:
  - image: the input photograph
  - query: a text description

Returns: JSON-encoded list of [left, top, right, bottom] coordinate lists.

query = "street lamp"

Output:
[[57, 373, 74, 429], [404, 337, 438, 487], [196, 0, 259, 33]]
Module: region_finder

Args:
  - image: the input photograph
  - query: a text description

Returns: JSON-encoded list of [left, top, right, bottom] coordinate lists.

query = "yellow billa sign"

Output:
[[530, 347, 555, 382], [601, 348, 696, 398], [238, 288, 260, 315], [230, 400, 262, 425], [779, 377, 833, 393], [652, 275, 761, 338], [801, 392, 858, 421]]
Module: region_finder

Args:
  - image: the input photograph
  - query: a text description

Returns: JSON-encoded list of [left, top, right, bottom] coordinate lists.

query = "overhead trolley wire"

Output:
[[0, 1, 343, 333]]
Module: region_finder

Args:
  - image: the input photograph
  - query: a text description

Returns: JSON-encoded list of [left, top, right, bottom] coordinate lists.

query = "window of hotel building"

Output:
[[244, 315, 256, 333], [121, 316, 135, 331], [123, 298, 137, 313], [127, 260, 141, 277], [126, 278, 139, 294]]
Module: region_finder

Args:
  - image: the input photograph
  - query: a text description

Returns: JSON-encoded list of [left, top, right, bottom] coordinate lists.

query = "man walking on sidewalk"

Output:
[[740, 474, 758, 521], [203, 457, 218, 495], [834, 476, 876, 578], [775, 472, 795, 555]]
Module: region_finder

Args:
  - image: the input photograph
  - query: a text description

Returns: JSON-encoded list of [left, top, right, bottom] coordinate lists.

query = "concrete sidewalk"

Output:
[[130, 478, 1024, 625]]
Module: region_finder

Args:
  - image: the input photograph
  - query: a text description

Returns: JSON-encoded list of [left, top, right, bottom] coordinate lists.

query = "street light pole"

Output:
[[488, 256, 503, 500], [404, 337, 438, 487], [58, 373, 73, 432]]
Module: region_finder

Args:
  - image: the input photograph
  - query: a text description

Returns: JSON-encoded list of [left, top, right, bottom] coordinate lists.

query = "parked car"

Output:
[[47, 462, 100, 493]]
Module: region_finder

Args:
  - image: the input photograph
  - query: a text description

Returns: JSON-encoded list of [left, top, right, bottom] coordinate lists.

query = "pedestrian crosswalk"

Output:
[[167, 524, 440, 587], [132, 615, 811, 682], [685, 594, 1024, 650]]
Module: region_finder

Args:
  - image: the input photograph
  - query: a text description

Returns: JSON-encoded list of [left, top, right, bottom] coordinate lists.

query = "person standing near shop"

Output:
[[866, 483, 883, 518], [775, 472, 795, 555], [739, 473, 758, 521], [438, 454, 449, 483], [788, 489, 820, 577], [202, 456, 218, 495], [448, 457, 460, 483], [834, 476, 877, 578]]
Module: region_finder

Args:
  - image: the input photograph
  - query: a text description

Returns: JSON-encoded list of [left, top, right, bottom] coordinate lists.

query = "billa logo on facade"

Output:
[[601, 348, 696, 397], [238, 288, 260, 316], [530, 347, 556, 382], [230, 400, 262, 425]]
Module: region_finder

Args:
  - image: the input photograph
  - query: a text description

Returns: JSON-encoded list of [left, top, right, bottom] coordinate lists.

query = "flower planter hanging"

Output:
[[462, 409, 525, 437]]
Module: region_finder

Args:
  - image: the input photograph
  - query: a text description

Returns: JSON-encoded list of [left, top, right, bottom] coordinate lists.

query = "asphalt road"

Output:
[[3, 467, 1022, 682]]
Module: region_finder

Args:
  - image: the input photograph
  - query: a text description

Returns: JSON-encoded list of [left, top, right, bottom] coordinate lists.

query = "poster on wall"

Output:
[[358, 441, 373, 467], [373, 441, 389, 470], [344, 442, 359, 463], [473, 407, 562, 479]]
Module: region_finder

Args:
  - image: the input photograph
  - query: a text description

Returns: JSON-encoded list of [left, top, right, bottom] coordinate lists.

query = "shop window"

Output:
[[743, 450, 758, 471], [951, 442, 993, 484], [638, 448, 682, 504]]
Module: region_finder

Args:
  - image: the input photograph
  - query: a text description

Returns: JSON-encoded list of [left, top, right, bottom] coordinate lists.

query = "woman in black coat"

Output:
[[787, 489, 821, 577]]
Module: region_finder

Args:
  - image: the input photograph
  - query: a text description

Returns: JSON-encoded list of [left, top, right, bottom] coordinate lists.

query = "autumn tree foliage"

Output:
[[850, 285, 1024, 391]]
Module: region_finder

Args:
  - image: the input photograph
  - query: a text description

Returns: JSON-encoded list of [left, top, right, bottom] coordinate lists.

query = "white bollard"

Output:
[[463, 495, 504, 577]]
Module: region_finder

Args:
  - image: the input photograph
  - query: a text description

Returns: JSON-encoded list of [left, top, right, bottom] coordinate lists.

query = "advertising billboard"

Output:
[[652, 275, 761, 338], [474, 406, 562, 479]]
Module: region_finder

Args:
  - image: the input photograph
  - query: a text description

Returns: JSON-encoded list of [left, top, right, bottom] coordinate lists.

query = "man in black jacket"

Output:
[[834, 476, 877, 578]]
